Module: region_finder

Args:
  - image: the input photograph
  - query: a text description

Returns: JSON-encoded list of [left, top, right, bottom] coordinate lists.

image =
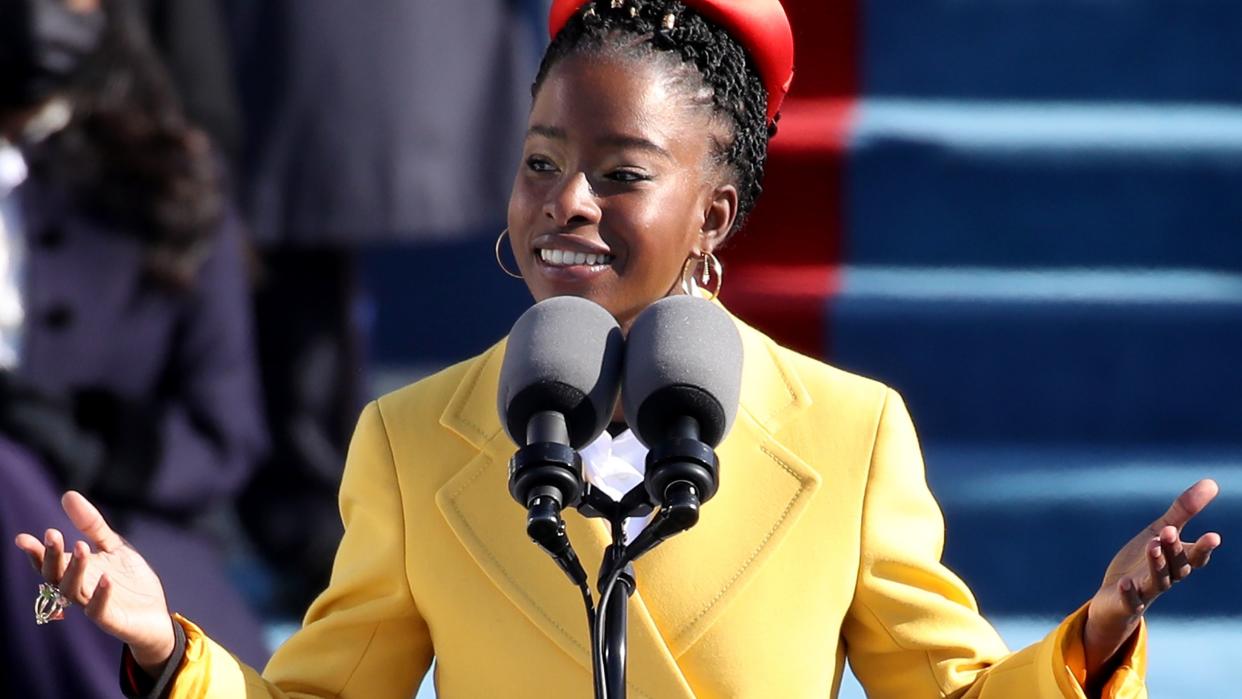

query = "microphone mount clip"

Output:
[[508, 433, 588, 587]]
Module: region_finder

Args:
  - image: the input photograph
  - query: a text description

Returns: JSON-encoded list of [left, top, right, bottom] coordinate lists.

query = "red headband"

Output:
[[547, 0, 794, 123]]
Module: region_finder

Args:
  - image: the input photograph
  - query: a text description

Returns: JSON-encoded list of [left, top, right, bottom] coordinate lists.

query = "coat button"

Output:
[[36, 225, 66, 249], [42, 304, 74, 330]]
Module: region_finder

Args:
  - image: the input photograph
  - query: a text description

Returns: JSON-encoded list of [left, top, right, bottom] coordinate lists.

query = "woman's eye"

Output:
[[526, 157, 557, 173], [607, 169, 650, 183]]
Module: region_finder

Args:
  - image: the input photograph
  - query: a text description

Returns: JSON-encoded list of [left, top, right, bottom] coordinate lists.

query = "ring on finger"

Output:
[[34, 582, 72, 625]]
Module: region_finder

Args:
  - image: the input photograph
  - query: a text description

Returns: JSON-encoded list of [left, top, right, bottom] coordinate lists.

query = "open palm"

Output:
[[1083, 479, 1222, 680], [14, 491, 176, 667]]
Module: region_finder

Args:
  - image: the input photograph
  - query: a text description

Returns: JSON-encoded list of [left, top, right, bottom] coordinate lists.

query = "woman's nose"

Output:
[[543, 172, 601, 227]]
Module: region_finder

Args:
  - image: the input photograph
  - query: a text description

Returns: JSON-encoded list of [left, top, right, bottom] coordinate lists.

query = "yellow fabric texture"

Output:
[[165, 315, 1147, 698]]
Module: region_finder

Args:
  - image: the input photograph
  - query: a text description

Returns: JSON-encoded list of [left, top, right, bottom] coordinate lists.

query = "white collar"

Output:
[[0, 142, 27, 198], [0, 98, 73, 197], [579, 428, 648, 501], [578, 428, 652, 540]]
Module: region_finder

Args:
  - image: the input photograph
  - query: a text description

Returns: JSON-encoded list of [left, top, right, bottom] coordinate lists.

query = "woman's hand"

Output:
[[13, 491, 176, 674], [1083, 479, 1222, 688]]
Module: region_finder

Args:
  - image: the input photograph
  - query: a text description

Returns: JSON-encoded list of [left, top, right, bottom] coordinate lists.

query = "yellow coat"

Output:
[[169, 315, 1146, 698]]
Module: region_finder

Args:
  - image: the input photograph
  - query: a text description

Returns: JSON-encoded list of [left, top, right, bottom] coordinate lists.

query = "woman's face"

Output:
[[507, 53, 737, 329]]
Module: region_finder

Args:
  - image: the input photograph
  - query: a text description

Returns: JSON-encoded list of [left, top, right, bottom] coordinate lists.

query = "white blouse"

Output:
[[577, 427, 653, 542]]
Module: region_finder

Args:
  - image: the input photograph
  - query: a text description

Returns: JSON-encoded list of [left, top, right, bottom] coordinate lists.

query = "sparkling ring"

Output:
[[35, 582, 71, 625]]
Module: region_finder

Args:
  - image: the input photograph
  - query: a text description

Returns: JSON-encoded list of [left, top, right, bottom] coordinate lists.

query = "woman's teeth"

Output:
[[539, 248, 614, 267]]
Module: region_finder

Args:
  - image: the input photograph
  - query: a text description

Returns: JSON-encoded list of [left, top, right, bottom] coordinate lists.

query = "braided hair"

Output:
[[534, 0, 776, 238]]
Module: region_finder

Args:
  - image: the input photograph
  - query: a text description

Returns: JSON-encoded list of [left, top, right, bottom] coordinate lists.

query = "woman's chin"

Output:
[[526, 260, 619, 306]]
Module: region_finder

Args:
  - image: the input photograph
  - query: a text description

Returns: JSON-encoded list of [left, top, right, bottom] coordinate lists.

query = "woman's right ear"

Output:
[[698, 183, 738, 254]]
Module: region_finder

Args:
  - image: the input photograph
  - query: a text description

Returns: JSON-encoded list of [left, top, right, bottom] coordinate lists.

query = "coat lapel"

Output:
[[435, 317, 822, 695], [629, 319, 822, 657]]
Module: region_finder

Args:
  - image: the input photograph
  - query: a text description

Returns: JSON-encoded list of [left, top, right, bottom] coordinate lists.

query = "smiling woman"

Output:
[[510, 55, 735, 328], [11, 1, 1223, 698], [506, 0, 774, 333]]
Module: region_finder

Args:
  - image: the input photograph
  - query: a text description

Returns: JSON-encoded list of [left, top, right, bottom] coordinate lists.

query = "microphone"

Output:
[[498, 296, 625, 585], [621, 295, 743, 558], [586, 296, 743, 699]]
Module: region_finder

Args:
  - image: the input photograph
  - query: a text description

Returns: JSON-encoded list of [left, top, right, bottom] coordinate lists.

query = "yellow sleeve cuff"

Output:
[[1053, 603, 1147, 699], [166, 613, 255, 699]]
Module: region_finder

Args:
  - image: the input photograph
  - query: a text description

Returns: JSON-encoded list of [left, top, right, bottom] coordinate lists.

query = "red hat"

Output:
[[547, 0, 794, 124]]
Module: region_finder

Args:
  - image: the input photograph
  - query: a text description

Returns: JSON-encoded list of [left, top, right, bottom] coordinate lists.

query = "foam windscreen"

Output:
[[498, 296, 625, 449], [623, 296, 743, 447]]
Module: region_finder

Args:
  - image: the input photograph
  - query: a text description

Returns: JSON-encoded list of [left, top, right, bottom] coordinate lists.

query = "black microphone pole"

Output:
[[577, 481, 649, 699], [601, 529, 634, 698], [580, 421, 721, 699]]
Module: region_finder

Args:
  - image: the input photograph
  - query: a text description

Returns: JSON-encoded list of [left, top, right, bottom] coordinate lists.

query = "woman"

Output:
[[14, 1, 1221, 697], [2, 0, 268, 695]]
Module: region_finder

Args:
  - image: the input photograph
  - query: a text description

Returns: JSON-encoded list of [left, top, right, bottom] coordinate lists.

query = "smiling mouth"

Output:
[[537, 248, 615, 268]]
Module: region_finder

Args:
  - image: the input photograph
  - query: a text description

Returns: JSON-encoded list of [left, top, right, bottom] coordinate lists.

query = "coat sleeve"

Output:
[[164, 401, 434, 698], [841, 388, 1147, 698]]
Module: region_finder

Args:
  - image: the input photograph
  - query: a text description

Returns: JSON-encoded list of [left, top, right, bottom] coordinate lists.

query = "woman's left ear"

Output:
[[696, 183, 739, 255]]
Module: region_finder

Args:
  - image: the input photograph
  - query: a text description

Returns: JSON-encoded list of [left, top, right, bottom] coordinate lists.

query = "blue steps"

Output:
[[846, 101, 1242, 269], [828, 266, 1242, 444], [863, 0, 1242, 102], [831, 2, 1242, 625], [825, 264, 1242, 618], [923, 444, 1242, 615]]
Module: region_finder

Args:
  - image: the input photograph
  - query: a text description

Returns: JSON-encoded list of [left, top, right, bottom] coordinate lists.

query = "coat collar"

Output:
[[435, 312, 822, 697]]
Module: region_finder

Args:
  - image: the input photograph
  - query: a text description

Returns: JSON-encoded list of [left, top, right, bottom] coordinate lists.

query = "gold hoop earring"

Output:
[[680, 251, 724, 301], [495, 228, 523, 279]]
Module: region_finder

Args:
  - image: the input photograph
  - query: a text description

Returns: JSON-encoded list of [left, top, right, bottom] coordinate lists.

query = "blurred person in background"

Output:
[[0, 0, 268, 695], [222, 0, 543, 615], [137, 0, 242, 173]]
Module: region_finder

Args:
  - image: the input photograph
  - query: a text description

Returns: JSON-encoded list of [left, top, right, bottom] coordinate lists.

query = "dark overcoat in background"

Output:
[[139, 0, 244, 170], [0, 173, 270, 698], [220, 0, 548, 613], [225, 0, 544, 245]]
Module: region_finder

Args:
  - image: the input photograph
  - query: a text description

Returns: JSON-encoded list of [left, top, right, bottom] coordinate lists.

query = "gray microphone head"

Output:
[[498, 296, 625, 449], [622, 296, 743, 448]]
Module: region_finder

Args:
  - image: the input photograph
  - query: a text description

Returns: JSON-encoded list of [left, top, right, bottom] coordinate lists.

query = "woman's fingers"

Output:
[[40, 528, 68, 584], [62, 491, 124, 553], [84, 573, 112, 623], [1159, 526, 1192, 582], [1137, 526, 1219, 607], [1153, 479, 1219, 532], [14, 533, 46, 572], [59, 540, 99, 606], [1146, 538, 1171, 594], [1188, 531, 1222, 569]]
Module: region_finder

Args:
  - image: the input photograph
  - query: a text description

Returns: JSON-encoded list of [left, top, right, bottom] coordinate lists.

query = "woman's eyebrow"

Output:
[[599, 135, 671, 159], [527, 124, 566, 140], [526, 125, 671, 159]]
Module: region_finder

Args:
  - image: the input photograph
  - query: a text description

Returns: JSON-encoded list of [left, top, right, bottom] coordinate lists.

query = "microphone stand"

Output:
[[601, 529, 635, 698], [579, 461, 713, 698], [517, 426, 719, 699], [578, 485, 649, 699]]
